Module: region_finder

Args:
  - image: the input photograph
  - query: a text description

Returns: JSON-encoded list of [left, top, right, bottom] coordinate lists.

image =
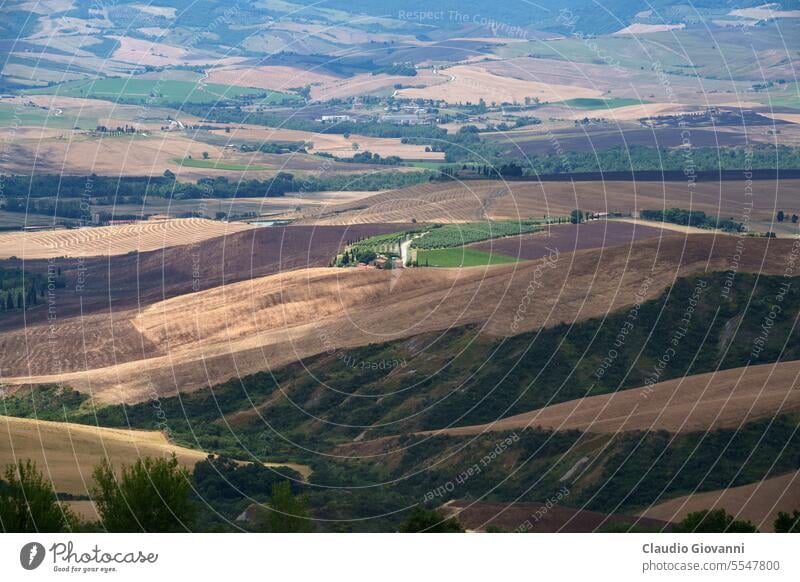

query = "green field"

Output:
[[24, 77, 301, 106], [173, 157, 275, 171], [417, 247, 517, 267], [492, 29, 779, 82], [0, 104, 94, 129], [557, 98, 646, 109], [753, 81, 800, 109], [404, 161, 455, 170]]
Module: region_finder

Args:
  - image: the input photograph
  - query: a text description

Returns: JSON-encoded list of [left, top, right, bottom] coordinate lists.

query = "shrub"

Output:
[[399, 507, 464, 532], [0, 460, 76, 532], [92, 455, 194, 532], [675, 509, 757, 533]]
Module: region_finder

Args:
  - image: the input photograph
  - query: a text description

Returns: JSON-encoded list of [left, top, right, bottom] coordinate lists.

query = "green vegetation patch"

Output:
[[0, 104, 93, 129], [513, 145, 800, 175], [640, 208, 745, 233], [557, 98, 646, 109], [24, 77, 300, 106], [172, 157, 274, 172], [0, 267, 60, 313], [411, 221, 539, 249], [416, 247, 517, 267]]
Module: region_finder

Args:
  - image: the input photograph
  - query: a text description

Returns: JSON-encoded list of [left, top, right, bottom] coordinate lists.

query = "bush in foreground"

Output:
[[93, 455, 194, 532], [774, 510, 800, 533], [675, 509, 757, 533], [0, 460, 75, 532], [399, 507, 464, 533]]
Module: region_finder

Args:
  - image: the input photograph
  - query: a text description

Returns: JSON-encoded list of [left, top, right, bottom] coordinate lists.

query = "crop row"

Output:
[[411, 222, 538, 249]]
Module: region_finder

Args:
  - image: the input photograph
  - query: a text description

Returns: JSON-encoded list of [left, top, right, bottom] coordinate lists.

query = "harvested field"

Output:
[[396, 64, 603, 104], [1, 234, 796, 403], [290, 181, 518, 224], [564, 102, 692, 121], [0, 415, 206, 495], [729, 6, 800, 19], [763, 111, 800, 124], [110, 36, 189, 67], [616, 217, 720, 235], [92, 191, 380, 219], [0, 132, 227, 178], [639, 470, 800, 532], [442, 500, 671, 532], [422, 361, 800, 437], [397, 65, 602, 103], [0, 130, 373, 179], [310, 70, 446, 101], [1, 94, 203, 127], [614, 23, 685, 35], [290, 179, 800, 231], [108, 37, 245, 69], [207, 65, 339, 92], [480, 57, 635, 95], [0, 218, 254, 259], [469, 221, 668, 260], [207, 124, 444, 160]]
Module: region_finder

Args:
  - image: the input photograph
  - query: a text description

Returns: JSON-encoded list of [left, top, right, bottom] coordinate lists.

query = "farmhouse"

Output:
[[379, 113, 436, 125], [319, 115, 352, 123]]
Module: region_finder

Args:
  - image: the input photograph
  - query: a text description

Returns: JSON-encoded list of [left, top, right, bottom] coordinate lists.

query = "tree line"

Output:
[[640, 208, 746, 232], [0, 171, 435, 208]]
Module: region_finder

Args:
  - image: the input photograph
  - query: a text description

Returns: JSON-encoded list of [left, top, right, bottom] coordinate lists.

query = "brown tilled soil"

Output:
[[420, 361, 800, 437], [0, 223, 408, 328], [1, 234, 796, 403], [441, 500, 671, 532], [469, 220, 668, 260], [638, 470, 800, 532]]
